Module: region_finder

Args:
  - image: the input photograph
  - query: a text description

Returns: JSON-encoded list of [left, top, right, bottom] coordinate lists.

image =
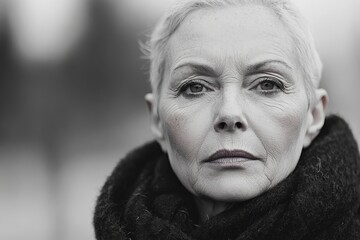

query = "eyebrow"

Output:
[[171, 60, 292, 79], [171, 63, 220, 77], [245, 60, 293, 75]]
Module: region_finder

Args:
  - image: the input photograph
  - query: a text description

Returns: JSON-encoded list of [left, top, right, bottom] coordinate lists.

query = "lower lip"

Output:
[[205, 157, 254, 168]]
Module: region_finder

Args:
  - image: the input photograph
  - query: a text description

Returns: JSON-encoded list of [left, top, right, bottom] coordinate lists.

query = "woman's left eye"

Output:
[[259, 81, 276, 90], [252, 79, 283, 93]]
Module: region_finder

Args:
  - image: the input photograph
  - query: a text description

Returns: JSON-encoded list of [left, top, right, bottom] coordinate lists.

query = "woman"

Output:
[[94, 0, 360, 239]]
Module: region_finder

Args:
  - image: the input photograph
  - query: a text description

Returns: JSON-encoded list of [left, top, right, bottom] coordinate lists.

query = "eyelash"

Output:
[[177, 79, 213, 97], [251, 78, 286, 95], [175, 77, 286, 98]]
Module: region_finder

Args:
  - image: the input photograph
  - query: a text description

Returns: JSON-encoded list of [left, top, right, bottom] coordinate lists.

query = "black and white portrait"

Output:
[[1, 0, 360, 239]]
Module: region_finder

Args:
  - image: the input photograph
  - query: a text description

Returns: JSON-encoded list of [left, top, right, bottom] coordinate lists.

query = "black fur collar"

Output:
[[94, 115, 360, 240]]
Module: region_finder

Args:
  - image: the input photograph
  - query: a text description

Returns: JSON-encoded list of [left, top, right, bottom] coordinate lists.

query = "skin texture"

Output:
[[146, 5, 327, 221]]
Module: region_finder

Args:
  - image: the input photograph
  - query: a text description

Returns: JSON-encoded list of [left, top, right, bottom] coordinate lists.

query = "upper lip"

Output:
[[203, 149, 259, 163]]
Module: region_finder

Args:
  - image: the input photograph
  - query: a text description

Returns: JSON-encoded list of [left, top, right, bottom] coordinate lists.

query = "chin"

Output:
[[193, 177, 271, 202]]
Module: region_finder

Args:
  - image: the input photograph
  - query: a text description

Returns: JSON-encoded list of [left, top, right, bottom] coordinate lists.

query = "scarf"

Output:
[[94, 115, 360, 240]]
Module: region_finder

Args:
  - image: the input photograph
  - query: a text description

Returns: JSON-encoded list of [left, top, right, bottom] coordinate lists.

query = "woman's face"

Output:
[[153, 6, 313, 201]]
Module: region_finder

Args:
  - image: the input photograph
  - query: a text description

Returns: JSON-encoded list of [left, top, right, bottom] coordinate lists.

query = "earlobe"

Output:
[[303, 89, 328, 147], [145, 93, 167, 152]]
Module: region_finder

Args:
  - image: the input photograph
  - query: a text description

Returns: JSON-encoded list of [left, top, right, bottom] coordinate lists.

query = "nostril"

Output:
[[215, 119, 245, 132], [219, 122, 227, 130]]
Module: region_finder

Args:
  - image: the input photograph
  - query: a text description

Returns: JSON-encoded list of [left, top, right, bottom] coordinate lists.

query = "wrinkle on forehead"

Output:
[[170, 5, 292, 47], [164, 5, 297, 82]]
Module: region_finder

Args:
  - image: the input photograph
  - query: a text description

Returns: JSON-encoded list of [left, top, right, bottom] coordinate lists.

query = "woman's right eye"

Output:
[[179, 82, 213, 97], [188, 83, 204, 93]]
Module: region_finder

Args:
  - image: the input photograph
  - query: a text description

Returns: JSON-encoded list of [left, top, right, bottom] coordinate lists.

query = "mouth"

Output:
[[203, 149, 260, 166]]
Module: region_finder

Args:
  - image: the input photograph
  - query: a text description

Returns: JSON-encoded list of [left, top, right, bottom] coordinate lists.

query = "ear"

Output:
[[145, 93, 167, 152], [303, 88, 328, 147]]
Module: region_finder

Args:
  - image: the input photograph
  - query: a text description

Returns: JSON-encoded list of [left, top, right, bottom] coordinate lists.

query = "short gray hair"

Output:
[[145, 0, 322, 106]]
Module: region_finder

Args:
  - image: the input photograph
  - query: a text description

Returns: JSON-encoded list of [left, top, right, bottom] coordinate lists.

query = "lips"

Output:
[[203, 149, 259, 163]]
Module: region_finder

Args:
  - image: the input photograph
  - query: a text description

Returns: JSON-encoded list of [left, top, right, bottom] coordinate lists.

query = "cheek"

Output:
[[160, 102, 213, 162], [158, 102, 214, 194], [251, 97, 309, 158]]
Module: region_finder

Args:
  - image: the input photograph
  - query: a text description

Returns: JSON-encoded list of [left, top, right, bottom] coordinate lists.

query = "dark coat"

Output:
[[94, 115, 360, 240]]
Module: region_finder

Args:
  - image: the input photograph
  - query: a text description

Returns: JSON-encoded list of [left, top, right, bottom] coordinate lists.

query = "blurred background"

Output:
[[0, 0, 359, 239]]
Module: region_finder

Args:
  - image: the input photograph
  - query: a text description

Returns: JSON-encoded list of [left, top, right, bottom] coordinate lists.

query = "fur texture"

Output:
[[94, 115, 360, 240]]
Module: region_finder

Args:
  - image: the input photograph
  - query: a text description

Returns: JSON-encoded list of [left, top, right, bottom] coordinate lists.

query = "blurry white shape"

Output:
[[0, 144, 54, 240], [7, 0, 89, 63], [292, 0, 358, 59]]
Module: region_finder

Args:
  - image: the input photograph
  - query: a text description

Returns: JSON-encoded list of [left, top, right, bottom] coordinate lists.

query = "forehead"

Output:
[[165, 5, 297, 75]]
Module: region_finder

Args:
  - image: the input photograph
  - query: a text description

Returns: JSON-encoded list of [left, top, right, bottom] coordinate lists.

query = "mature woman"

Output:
[[94, 0, 360, 239]]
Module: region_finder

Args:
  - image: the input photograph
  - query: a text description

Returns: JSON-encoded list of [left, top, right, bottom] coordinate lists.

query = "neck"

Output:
[[194, 197, 232, 222]]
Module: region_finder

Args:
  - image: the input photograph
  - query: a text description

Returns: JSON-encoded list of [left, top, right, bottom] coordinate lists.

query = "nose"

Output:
[[214, 89, 248, 133], [215, 117, 244, 132]]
